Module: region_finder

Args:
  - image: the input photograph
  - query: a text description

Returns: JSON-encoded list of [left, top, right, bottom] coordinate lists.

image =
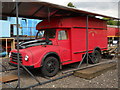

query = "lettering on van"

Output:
[[89, 31, 97, 37]]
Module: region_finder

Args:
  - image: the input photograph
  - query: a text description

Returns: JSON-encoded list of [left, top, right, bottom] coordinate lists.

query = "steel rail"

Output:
[[62, 60, 117, 74], [23, 73, 73, 89], [1, 82, 15, 88], [0, 68, 18, 72]]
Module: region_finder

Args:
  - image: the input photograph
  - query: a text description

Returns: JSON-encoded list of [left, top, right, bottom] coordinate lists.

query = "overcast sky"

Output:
[[42, 0, 120, 18]]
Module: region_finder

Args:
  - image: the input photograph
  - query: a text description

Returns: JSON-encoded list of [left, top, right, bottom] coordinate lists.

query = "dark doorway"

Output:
[[10, 24, 14, 37]]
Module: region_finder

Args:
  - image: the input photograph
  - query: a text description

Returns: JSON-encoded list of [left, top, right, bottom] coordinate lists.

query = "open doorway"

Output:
[[10, 24, 14, 37]]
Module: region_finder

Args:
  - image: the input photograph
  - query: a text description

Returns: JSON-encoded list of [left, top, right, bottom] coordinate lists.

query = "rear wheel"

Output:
[[41, 56, 59, 77], [89, 50, 101, 64]]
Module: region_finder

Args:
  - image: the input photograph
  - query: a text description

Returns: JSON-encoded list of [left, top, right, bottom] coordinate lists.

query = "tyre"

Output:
[[41, 56, 59, 77], [89, 50, 101, 64]]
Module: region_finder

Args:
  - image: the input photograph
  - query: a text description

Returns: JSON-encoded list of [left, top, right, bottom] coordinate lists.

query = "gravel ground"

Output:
[[0, 57, 118, 89]]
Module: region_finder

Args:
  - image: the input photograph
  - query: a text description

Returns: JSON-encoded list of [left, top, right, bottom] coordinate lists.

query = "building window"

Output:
[[58, 30, 68, 40]]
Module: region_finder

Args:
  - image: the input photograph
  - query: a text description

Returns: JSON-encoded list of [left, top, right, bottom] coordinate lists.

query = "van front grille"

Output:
[[11, 52, 22, 63]]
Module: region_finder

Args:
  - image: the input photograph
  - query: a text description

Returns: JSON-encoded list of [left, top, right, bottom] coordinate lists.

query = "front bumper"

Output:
[[9, 62, 34, 69]]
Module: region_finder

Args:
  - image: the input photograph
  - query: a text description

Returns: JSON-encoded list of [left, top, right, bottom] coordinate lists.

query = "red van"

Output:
[[9, 16, 107, 77]]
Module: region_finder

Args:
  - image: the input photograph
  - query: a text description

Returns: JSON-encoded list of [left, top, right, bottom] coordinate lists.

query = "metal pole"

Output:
[[16, 1, 20, 89], [117, 19, 120, 63], [77, 53, 87, 68], [86, 15, 89, 65], [77, 15, 89, 68], [47, 7, 50, 22], [118, 19, 120, 57], [20, 63, 41, 84]]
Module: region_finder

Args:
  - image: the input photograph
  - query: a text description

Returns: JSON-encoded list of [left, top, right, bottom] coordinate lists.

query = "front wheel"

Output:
[[41, 56, 59, 77]]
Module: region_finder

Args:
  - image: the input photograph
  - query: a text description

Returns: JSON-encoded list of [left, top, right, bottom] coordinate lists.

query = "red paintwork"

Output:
[[36, 17, 107, 30], [107, 27, 119, 37], [10, 16, 107, 68]]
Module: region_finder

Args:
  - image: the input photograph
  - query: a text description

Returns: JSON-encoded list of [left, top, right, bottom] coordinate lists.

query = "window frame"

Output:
[[36, 29, 56, 39], [58, 30, 68, 40]]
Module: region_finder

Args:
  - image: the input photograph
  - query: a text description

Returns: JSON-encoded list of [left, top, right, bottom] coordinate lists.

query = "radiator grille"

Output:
[[11, 52, 22, 63]]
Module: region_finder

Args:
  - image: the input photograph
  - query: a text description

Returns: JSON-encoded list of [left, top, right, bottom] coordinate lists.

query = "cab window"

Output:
[[36, 29, 56, 39], [58, 30, 68, 40]]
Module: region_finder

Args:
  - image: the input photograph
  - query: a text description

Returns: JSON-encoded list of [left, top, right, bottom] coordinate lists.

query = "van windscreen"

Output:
[[36, 29, 56, 39]]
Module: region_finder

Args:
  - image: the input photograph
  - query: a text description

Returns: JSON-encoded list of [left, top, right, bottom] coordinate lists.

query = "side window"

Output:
[[58, 30, 68, 40]]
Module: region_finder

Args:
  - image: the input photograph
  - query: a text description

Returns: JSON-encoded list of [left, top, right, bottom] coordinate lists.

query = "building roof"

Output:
[[1, 0, 120, 20]]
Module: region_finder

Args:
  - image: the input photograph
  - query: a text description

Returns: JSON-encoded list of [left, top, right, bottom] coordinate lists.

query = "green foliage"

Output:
[[102, 18, 120, 26], [67, 2, 76, 8]]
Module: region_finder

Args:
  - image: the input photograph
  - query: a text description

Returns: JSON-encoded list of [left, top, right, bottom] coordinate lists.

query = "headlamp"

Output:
[[25, 55, 29, 61], [9, 52, 11, 58]]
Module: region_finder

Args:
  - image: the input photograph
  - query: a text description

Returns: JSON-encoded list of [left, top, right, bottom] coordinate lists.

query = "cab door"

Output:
[[57, 29, 71, 64]]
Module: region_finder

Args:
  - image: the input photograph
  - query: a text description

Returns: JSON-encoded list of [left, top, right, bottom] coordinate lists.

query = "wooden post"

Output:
[[11, 38, 15, 50]]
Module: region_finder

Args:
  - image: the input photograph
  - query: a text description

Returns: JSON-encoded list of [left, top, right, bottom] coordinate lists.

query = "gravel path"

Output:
[[1, 58, 118, 89]]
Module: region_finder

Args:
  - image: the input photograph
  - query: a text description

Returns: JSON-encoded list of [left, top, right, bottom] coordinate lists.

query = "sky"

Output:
[[41, 0, 120, 18]]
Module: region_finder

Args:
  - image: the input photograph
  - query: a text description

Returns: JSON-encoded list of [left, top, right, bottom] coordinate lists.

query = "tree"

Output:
[[102, 18, 120, 26], [67, 2, 76, 8]]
